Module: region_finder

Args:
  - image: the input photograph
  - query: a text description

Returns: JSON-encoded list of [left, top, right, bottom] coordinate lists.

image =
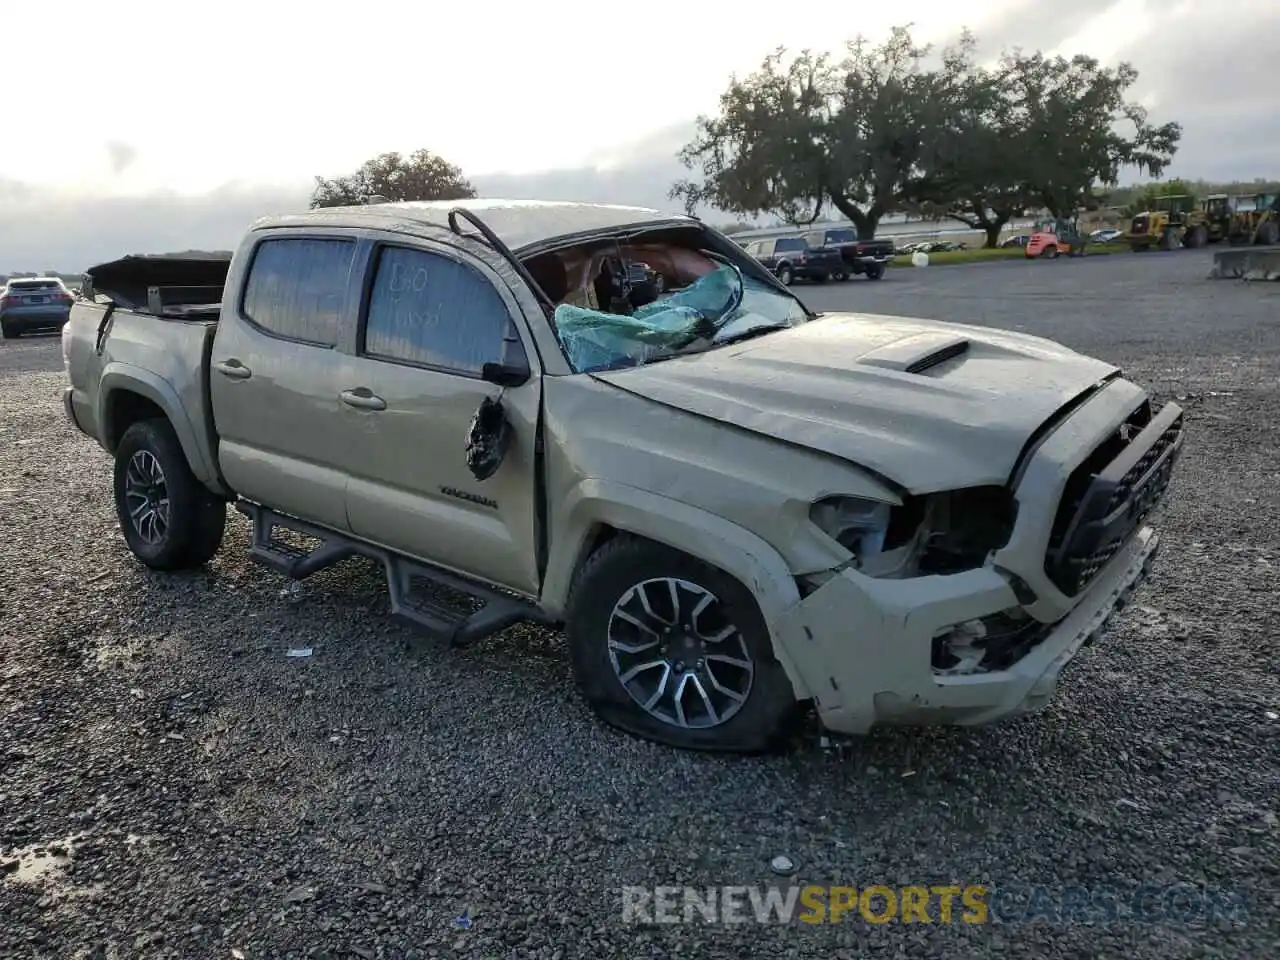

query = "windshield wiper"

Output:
[[714, 323, 790, 348]]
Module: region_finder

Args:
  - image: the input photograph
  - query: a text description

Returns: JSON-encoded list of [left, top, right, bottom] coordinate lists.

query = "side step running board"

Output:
[[236, 503, 537, 647]]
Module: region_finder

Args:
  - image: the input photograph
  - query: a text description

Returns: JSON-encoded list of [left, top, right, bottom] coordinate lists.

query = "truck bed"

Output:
[[64, 297, 224, 492], [79, 252, 230, 320]]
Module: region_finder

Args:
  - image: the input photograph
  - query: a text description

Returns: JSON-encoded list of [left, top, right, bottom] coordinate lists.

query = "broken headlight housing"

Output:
[[809, 496, 893, 560], [810, 487, 1019, 578]]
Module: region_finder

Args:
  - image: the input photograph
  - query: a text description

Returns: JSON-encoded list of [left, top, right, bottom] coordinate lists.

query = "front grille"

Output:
[[1044, 401, 1184, 596]]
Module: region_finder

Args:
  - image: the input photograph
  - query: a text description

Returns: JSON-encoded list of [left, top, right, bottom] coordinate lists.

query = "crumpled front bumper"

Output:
[[767, 377, 1179, 737], [775, 525, 1160, 735]]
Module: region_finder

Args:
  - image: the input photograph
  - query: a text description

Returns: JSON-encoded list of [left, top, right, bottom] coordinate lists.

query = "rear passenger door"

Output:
[[209, 233, 360, 532], [332, 239, 543, 596]]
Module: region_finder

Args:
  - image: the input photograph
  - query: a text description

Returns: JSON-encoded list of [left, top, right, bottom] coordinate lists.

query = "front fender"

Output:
[[98, 364, 220, 490], [541, 479, 813, 700]]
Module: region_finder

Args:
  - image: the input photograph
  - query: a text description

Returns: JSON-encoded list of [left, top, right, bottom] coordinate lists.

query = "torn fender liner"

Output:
[[465, 396, 513, 481]]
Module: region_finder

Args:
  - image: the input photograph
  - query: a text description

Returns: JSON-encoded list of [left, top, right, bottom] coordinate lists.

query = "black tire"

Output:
[[1, 322, 17, 340], [1259, 221, 1279, 246], [833, 270, 848, 282], [1040, 245, 1059, 260], [113, 419, 226, 571], [565, 536, 800, 753], [776, 264, 794, 286], [865, 263, 884, 280]]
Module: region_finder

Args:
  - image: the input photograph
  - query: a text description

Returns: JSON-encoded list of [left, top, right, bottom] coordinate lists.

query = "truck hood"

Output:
[[591, 312, 1119, 494]]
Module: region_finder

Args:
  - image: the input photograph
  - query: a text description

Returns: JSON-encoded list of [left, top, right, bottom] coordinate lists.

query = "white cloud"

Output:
[[2, 0, 1275, 271], [10, 0, 999, 193]]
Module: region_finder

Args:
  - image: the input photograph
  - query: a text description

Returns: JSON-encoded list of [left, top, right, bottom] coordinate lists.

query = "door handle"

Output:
[[213, 359, 251, 380], [340, 388, 386, 411]]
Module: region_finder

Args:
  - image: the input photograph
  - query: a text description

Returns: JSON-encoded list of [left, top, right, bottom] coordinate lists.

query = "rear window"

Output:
[[241, 237, 356, 345], [823, 229, 856, 244], [8, 280, 64, 292], [775, 238, 806, 252]]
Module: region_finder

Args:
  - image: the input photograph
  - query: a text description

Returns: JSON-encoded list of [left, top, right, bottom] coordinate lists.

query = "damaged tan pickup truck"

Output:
[[62, 199, 1184, 752]]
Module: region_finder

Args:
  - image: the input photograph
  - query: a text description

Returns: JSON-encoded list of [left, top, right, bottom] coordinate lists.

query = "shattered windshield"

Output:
[[550, 254, 809, 373]]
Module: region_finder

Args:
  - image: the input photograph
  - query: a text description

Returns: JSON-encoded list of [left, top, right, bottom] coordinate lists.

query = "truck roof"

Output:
[[251, 198, 696, 254]]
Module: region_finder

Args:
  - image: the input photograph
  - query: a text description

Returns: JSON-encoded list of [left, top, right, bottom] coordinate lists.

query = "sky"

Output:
[[1, 0, 1274, 272]]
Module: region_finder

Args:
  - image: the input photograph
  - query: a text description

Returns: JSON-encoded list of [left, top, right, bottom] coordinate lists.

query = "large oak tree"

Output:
[[673, 26, 1181, 244], [311, 149, 476, 208]]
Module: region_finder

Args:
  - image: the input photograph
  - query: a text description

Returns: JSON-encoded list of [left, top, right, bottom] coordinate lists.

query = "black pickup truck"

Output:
[[804, 228, 895, 280], [740, 236, 845, 285]]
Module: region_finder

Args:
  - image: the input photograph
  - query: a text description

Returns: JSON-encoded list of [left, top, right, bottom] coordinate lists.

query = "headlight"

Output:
[[809, 496, 893, 558]]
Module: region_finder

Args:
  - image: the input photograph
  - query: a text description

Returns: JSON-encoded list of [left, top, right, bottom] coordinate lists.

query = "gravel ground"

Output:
[[2, 252, 1278, 959]]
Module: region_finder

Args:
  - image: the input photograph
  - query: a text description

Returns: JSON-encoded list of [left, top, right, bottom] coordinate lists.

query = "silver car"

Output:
[[1, 276, 75, 339]]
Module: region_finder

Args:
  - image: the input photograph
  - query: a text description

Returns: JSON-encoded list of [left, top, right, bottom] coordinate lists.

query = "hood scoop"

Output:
[[857, 332, 971, 375]]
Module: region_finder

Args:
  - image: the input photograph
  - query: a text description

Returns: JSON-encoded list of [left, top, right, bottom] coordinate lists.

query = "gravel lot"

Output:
[[2, 251, 1277, 959]]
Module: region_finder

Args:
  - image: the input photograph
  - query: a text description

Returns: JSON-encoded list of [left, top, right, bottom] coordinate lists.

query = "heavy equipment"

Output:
[[1229, 192, 1280, 246], [1126, 194, 1194, 251], [1025, 216, 1087, 259], [1182, 195, 1233, 248]]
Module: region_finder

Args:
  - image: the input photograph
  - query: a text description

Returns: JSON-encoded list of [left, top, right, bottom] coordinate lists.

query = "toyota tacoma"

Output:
[[62, 199, 1184, 753]]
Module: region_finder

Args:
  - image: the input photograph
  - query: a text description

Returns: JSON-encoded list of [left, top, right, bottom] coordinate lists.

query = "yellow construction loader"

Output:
[[1126, 194, 1195, 251], [1181, 194, 1233, 247], [1229, 192, 1280, 246]]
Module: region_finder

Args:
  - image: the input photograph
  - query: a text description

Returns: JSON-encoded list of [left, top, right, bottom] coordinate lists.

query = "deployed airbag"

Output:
[[554, 264, 737, 372]]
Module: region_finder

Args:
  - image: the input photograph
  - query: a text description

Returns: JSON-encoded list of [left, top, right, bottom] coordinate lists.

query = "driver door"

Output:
[[329, 239, 543, 596]]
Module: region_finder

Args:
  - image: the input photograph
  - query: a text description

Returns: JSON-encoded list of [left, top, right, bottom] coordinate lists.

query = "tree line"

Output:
[[670, 25, 1183, 247], [309, 26, 1276, 250], [1108, 178, 1280, 218]]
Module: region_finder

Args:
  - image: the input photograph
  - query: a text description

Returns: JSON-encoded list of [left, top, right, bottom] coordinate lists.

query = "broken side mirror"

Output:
[[480, 359, 529, 388], [480, 321, 531, 388]]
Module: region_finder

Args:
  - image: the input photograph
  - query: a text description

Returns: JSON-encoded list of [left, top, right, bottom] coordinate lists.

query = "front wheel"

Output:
[[776, 265, 794, 286], [566, 537, 800, 753], [832, 270, 848, 282], [113, 419, 226, 570], [1259, 221, 1279, 246], [865, 263, 885, 280]]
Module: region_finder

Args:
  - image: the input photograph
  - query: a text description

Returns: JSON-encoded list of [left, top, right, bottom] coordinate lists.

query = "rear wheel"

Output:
[[1, 321, 16, 340], [865, 263, 885, 280], [113, 419, 226, 570], [566, 536, 800, 753]]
